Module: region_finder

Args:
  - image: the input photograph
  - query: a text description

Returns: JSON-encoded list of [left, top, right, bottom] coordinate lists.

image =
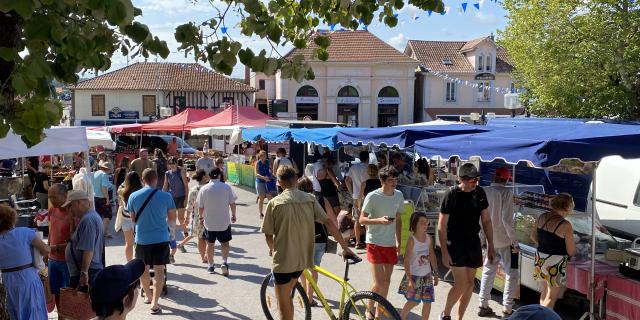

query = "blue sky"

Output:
[[104, 0, 508, 78]]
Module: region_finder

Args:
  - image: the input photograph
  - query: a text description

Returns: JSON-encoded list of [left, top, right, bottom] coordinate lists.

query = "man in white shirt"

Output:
[[478, 167, 518, 317], [272, 148, 297, 193], [197, 168, 238, 276], [195, 152, 215, 174], [345, 150, 370, 249]]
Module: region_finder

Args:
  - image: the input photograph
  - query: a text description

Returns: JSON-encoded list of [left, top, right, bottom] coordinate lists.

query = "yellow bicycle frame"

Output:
[[302, 265, 368, 320]]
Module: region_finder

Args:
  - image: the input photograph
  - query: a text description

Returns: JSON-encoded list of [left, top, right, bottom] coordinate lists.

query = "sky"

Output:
[[99, 0, 509, 79]]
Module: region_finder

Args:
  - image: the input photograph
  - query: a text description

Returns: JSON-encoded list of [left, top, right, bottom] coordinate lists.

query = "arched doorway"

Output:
[[377, 86, 400, 127], [337, 86, 359, 127], [295, 85, 319, 120]]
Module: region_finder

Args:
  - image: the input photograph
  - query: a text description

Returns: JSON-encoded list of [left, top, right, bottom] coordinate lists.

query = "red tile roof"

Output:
[[406, 38, 514, 74], [285, 30, 418, 64], [73, 62, 257, 92]]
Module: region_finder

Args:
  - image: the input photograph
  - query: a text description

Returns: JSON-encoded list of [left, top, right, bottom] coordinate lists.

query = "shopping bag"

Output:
[[58, 288, 95, 320]]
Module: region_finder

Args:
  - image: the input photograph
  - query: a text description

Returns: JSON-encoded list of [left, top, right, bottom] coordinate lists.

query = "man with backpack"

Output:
[[127, 169, 177, 315]]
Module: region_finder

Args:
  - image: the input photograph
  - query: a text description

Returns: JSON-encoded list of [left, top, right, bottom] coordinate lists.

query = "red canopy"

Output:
[[142, 108, 215, 132], [185, 106, 271, 130], [109, 123, 143, 134]]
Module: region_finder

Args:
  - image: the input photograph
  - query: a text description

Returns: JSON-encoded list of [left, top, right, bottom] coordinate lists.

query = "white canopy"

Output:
[[0, 127, 89, 160], [190, 125, 252, 136], [85, 129, 115, 150]]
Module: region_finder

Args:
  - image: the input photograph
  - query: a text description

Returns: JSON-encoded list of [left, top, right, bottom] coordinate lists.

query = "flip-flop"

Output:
[[150, 306, 162, 314], [143, 298, 152, 304]]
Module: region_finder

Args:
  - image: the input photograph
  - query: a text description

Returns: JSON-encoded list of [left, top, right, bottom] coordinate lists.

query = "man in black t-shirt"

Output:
[[437, 163, 495, 320]]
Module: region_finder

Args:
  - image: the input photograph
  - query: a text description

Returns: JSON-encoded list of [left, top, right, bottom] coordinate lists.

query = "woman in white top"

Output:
[[398, 212, 438, 320], [116, 171, 143, 261]]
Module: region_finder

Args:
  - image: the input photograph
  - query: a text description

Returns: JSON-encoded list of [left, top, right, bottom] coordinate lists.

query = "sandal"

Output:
[[356, 243, 366, 249], [143, 298, 152, 304], [150, 306, 162, 314]]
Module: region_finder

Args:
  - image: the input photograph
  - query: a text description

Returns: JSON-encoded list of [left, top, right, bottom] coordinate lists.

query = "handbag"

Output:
[[58, 288, 95, 320]]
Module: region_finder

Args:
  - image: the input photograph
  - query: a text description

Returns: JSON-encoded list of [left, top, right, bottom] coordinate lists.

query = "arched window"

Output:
[[295, 85, 319, 120], [478, 54, 484, 71], [377, 86, 400, 127], [337, 86, 359, 126], [485, 54, 492, 71]]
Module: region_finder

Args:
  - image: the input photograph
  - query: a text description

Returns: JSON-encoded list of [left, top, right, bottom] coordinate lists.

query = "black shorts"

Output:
[[94, 197, 112, 220], [135, 242, 171, 266], [173, 196, 186, 209], [447, 239, 482, 268], [204, 226, 232, 244], [273, 271, 303, 285], [322, 195, 340, 208]]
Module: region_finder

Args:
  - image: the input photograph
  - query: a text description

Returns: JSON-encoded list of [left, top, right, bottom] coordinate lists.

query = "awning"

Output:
[[185, 106, 271, 130], [336, 124, 490, 148], [0, 127, 89, 159], [191, 125, 251, 136], [86, 129, 115, 150], [141, 108, 215, 132]]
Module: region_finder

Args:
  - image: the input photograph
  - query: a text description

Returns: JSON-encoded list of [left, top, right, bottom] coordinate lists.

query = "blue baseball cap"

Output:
[[90, 259, 145, 303], [507, 305, 562, 320]]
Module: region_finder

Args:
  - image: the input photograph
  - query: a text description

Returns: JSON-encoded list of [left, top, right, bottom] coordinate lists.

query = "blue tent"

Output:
[[242, 127, 292, 143], [336, 124, 490, 148], [242, 127, 344, 150], [414, 123, 640, 167]]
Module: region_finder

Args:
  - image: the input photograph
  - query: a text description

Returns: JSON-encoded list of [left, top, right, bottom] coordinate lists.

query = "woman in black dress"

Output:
[[315, 156, 342, 227]]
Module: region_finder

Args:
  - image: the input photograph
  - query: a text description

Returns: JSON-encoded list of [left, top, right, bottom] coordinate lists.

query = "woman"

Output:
[[531, 193, 576, 309], [254, 151, 274, 219], [93, 152, 108, 171], [215, 157, 226, 183], [297, 177, 328, 307], [114, 157, 130, 190], [90, 259, 144, 320], [415, 158, 434, 185], [177, 169, 209, 262], [376, 153, 388, 169], [153, 149, 167, 190], [358, 164, 382, 209], [117, 171, 143, 261], [0, 204, 50, 320], [34, 162, 51, 209], [315, 156, 341, 226]]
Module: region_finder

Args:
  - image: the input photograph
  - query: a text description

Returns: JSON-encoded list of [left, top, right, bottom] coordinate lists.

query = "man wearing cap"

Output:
[[64, 191, 104, 289], [127, 168, 176, 314], [479, 167, 519, 317], [90, 259, 145, 319], [129, 149, 155, 177], [438, 163, 495, 320], [94, 161, 114, 238]]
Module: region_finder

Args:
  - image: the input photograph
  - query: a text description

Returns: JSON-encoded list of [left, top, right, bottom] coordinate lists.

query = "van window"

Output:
[[634, 182, 640, 207]]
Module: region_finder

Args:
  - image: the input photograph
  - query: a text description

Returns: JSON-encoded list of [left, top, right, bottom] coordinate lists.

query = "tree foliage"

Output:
[[500, 0, 640, 119], [0, 0, 444, 146]]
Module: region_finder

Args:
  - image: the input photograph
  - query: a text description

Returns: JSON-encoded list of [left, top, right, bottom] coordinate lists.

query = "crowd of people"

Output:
[[0, 144, 575, 320]]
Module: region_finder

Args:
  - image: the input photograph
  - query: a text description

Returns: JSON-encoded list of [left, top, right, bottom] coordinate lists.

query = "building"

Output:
[[257, 30, 419, 127], [71, 62, 257, 126], [405, 35, 519, 121]]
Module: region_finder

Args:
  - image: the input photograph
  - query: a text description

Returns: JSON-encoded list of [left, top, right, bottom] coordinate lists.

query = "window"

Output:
[[485, 54, 492, 71], [258, 79, 266, 90], [91, 95, 105, 116], [510, 82, 516, 93], [142, 95, 156, 116], [442, 58, 453, 66], [445, 81, 456, 102], [477, 55, 484, 71], [477, 82, 491, 102]]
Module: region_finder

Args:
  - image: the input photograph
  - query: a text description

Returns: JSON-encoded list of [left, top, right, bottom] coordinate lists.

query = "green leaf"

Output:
[[313, 35, 330, 48], [267, 25, 282, 43], [384, 15, 398, 27], [316, 48, 329, 61], [238, 48, 255, 65], [1, 0, 35, 18], [123, 22, 150, 43], [24, 15, 51, 41], [264, 57, 278, 76], [11, 74, 30, 96], [0, 47, 19, 61]]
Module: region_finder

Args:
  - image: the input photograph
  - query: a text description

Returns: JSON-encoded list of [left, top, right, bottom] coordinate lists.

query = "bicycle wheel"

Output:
[[341, 291, 401, 320], [259, 273, 311, 320]]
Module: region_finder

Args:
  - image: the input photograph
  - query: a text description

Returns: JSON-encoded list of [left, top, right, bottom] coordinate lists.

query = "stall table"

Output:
[[566, 260, 619, 301], [606, 274, 640, 320]]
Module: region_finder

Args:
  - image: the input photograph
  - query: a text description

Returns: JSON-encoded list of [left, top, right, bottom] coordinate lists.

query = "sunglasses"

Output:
[[462, 176, 480, 182]]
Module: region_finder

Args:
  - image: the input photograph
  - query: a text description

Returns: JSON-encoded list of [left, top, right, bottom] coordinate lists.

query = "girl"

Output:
[[117, 171, 143, 261], [254, 151, 274, 219], [177, 169, 210, 262], [398, 212, 438, 320]]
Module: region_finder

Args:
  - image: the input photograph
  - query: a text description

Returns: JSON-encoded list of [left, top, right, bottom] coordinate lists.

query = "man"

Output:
[[129, 149, 155, 177], [345, 150, 369, 249], [93, 161, 113, 238], [195, 150, 215, 174], [359, 166, 404, 314], [478, 167, 518, 317], [167, 137, 178, 157], [272, 148, 297, 193], [47, 184, 73, 308], [127, 168, 177, 314], [438, 163, 495, 320], [391, 152, 412, 178], [64, 190, 104, 289], [197, 168, 237, 276], [261, 166, 355, 320]]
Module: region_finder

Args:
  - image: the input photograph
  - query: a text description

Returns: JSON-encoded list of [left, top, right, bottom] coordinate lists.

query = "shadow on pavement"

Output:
[[170, 272, 216, 285]]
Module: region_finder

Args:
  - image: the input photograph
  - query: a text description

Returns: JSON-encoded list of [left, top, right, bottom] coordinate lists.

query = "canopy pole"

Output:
[[303, 142, 307, 174], [180, 126, 185, 158]]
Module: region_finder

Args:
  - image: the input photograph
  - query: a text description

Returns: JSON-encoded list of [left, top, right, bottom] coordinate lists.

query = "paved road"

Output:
[[51, 184, 582, 319]]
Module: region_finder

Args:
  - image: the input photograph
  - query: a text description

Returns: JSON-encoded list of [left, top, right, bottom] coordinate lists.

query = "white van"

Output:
[[587, 156, 640, 239]]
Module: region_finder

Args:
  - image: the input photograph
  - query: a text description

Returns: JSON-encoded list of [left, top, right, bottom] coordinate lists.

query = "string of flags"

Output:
[[424, 67, 521, 95]]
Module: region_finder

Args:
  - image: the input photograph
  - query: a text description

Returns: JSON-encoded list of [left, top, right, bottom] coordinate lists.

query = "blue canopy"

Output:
[[242, 127, 343, 150], [242, 127, 292, 143], [487, 117, 586, 128], [414, 123, 640, 167], [336, 124, 490, 148]]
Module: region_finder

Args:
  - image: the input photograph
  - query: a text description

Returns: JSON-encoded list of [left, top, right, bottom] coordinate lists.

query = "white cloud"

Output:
[[399, 4, 420, 20], [473, 11, 499, 24], [136, 0, 222, 15], [387, 33, 408, 51]]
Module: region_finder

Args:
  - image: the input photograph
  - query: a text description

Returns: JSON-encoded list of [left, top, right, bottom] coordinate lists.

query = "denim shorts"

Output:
[[256, 183, 268, 196], [314, 243, 326, 266], [48, 258, 70, 295]]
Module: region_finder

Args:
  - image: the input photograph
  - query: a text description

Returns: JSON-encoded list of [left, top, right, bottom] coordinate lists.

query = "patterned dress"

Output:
[[187, 184, 205, 238]]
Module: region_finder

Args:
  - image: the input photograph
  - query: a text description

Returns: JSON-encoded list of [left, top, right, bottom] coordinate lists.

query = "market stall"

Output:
[[142, 108, 215, 157], [414, 121, 640, 319]]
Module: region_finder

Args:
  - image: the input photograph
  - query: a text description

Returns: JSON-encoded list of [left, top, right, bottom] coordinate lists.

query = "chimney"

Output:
[[245, 65, 250, 85], [490, 32, 495, 41]]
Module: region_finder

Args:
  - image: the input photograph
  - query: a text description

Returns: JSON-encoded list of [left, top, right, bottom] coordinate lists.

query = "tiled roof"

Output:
[[73, 62, 257, 92], [459, 36, 489, 53], [406, 39, 514, 73], [284, 30, 418, 64]]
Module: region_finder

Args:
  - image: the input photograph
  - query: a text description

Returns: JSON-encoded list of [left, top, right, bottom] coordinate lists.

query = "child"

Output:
[[398, 212, 438, 320]]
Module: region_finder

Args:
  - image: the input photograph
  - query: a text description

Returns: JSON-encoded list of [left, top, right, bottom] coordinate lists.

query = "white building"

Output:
[[71, 62, 256, 126]]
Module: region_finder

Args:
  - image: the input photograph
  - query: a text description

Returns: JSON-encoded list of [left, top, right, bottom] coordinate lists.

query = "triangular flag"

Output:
[[462, 3, 468, 12], [428, 10, 433, 16], [330, 24, 335, 31], [474, 3, 480, 10], [221, 26, 228, 34], [393, 13, 399, 18], [414, 16, 420, 20]]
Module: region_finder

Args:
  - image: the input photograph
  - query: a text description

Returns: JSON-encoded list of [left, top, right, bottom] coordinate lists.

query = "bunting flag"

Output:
[[221, 26, 228, 34], [330, 24, 335, 31], [474, 3, 480, 10], [462, 3, 468, 12], [425, 67, 517, 94]]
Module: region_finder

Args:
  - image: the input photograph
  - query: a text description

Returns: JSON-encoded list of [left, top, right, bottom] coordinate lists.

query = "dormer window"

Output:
[[485, 54, 492, 71], [478, 55, 484, 71], [442, 58, 453, 66]]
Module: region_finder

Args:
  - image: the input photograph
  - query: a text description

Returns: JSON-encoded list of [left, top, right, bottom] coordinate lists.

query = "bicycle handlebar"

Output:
[[345, 254, 362, 265]]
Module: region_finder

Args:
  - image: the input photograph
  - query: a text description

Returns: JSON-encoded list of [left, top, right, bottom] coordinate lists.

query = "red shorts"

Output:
[[366, 244, 398, 265]]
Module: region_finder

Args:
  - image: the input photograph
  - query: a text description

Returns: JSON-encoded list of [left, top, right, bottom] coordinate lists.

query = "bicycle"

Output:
[[260, 255, 401, 320]]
